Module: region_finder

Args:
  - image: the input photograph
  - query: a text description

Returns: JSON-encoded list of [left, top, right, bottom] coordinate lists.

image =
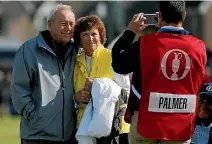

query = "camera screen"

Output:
[[143, 14, 158, 25]]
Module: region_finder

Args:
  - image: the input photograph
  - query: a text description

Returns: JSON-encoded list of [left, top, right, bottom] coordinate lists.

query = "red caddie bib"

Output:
[[137, 32, 206, 140]]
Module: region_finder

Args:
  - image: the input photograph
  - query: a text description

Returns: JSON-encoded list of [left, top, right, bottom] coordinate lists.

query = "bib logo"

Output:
[[161, 49, 191, 81]]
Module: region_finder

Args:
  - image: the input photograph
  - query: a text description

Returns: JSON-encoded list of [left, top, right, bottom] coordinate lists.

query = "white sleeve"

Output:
[[113, 69, 131, 95]]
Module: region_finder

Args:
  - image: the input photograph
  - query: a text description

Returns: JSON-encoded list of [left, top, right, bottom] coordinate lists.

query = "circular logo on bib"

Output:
[[161, 49, 191, 81]]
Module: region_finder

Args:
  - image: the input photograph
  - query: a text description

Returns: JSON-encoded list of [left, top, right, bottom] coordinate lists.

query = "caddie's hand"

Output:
[[127, 13, 147, 35], [74, 88, 91, 103]]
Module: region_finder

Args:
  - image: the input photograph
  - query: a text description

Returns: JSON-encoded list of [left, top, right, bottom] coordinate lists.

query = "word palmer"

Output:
[[158, 97, 187, 109]]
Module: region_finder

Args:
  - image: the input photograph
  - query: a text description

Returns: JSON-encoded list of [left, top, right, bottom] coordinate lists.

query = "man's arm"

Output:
[[10, 44, 35, 120], [112, 30, 140, 74], [112, 13, 146, 75]]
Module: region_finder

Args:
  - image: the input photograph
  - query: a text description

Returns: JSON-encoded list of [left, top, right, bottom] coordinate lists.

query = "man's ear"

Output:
[[183, 11, 186, 21], [48, 20, 52, 32], [159, 12, 163, 22]]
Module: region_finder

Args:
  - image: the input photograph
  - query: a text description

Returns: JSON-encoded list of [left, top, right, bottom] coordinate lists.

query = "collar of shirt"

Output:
[[158, 26, 184, 32]]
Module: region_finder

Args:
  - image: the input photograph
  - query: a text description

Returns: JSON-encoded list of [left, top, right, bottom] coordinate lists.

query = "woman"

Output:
[[73, 15, 130, 144]]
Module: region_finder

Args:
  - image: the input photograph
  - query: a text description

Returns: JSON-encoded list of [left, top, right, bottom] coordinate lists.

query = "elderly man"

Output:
[[10, 4, 78, 144]]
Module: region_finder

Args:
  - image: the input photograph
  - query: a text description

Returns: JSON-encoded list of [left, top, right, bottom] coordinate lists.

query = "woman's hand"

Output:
[[74, 88, 91, 103], [84, 77, 93, 93]]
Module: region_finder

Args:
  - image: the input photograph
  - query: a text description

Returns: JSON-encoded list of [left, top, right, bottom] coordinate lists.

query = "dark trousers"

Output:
[[21, 139, 77, 144]]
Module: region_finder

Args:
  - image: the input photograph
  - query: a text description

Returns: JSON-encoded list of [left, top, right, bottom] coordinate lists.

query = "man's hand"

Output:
[[74, 88, 91, 103], [127, 13, 147, 35]]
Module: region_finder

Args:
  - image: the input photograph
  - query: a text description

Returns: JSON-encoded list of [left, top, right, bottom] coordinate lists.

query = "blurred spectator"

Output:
[[0, 71, 18, 115], [1, 72, 12, 103], [0, 70, 5, 115]]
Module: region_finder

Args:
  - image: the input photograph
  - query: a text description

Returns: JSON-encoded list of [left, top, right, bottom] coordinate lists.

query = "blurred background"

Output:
[[0, 1, 212, 144]]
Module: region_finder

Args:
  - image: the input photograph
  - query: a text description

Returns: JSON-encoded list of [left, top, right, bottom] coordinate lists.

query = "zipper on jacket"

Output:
[[57, 60, 65, 141], [52, 40, 74, 141], [61, 60, 65, 141], [52, 40, 65, 141], [60, 50, 73, 141]]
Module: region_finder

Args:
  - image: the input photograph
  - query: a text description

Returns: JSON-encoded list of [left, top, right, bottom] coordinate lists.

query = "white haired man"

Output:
[[10, 4, 78, 144]]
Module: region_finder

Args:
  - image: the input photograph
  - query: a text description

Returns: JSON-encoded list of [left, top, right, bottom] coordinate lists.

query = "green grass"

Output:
[[0, 116, 20, 144]]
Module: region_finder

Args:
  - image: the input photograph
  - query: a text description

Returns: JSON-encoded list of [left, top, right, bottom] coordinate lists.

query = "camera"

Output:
[[141, 13, 159, 25]]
